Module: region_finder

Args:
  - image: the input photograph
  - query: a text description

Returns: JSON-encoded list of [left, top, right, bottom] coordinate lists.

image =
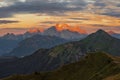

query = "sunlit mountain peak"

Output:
[[55, 23, 70, 31], [55, 24, 87, 34]]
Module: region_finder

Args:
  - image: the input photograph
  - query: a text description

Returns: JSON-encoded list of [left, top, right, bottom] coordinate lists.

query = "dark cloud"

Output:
[[42, 21, 56, 24], [91, 24, 106, 27], [0, 0, 120, 18], [102, 12, 120, 17], [90, 25, 120, 33], [69, 18, 89, 20], [0, 0, 87, 18], [0, 28, 28, 30], [93, 1, 120, 17], [93, 1, 106, 7], [0, 20, 19, 24], [117, 4, 120, 7]]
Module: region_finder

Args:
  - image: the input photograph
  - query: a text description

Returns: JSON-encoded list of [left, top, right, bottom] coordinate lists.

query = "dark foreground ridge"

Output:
[[2, 52, 120, 80]]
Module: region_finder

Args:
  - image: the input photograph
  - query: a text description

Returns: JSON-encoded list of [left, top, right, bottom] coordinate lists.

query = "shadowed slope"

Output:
[[2, 52, 120, 80]]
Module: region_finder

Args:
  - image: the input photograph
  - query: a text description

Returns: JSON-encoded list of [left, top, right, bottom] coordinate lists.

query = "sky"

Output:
[[0, 0, 120, 35]]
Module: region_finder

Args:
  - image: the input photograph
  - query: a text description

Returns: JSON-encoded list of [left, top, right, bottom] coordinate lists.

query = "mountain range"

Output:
[[0, 25, 87, 56], [28, 24, 88, 40], [0, 25, 120, 56], [0, 29, 120, 78]]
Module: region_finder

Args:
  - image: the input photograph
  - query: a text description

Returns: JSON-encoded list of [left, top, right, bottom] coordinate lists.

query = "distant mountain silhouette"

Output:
[[107, 30, 120, 39], [0, 32, 34, 55], [0, 34, 20, 55], [8, 35, 68, 57]]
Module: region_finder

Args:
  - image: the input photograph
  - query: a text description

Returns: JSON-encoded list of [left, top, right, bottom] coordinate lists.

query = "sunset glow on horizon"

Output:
[[0, 0, 120, 35]]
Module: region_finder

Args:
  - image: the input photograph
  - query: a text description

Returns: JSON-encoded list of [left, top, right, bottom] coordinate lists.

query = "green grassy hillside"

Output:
[[2, 52, 120, 80]]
